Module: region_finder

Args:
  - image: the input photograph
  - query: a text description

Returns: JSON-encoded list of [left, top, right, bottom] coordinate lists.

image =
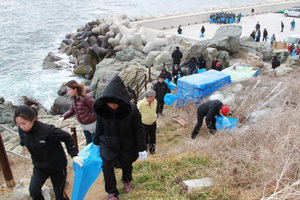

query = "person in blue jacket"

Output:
[[14, 105, 83, 200], [185, 57, 199, 75], [191, 100, 229, 139]]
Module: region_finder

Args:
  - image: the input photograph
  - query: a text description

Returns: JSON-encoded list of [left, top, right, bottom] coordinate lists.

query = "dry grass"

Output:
[[151, 70, 300, 199]]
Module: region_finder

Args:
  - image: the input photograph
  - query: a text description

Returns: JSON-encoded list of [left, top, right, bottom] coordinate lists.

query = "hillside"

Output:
[[1, 70, 300, 199]]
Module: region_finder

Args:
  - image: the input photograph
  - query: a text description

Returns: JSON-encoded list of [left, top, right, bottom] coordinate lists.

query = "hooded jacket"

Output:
[[62, 88, 96, 125], [93, 76, 146, 161]]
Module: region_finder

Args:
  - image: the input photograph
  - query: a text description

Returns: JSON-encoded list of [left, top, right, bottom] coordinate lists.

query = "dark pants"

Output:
[[143, 122, 156, 154], [102, 156, 135, 197], [156, 99, 164, 114], [192, 115, 216, 135], [29, 167, 68, 200], [83, 130, 95, 144]]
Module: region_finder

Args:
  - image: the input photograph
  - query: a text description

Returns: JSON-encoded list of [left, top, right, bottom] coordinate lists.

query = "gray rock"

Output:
[[50, 96, 71, 115], [183, 178, 213, 193], [0, 102, 14, 125], [42, 52, 68, 70]]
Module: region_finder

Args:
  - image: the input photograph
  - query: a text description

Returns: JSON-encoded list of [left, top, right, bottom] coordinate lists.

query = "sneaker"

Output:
[[107, 193, 119, 200], [123, 182, 133, 192]]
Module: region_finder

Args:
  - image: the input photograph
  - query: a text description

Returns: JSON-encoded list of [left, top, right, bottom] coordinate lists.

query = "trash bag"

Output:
[[164, 93, 178, 106], [199, 32, 203, 38], [216, 116, 238, 131], [197, 68, 206, 74], [164, 79, 177, 91], [72, 143, 103, 200]]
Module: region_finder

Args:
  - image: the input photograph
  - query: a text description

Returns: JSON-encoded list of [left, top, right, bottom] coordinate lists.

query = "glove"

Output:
[[73, 156, 84, 167], [56, 117, 64, 123], [139, 150, 147, 162]]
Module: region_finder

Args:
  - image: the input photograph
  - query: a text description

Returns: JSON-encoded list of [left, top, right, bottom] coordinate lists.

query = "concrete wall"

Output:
[[137, 1, 300, 30]]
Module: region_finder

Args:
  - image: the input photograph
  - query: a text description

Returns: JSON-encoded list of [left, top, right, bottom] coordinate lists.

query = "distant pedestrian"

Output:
[[256, 29, 261, 42], [263, 28, 268, 42], [290, 19, 295, 31], [281, 21, 284, 32], [271, 34, 276, 47], [250, 30, 256, 40], [200, 26, 205, 37], [255, 22, 260, 32], [177, 25, 182, 34], [171, 46, 183, 69]]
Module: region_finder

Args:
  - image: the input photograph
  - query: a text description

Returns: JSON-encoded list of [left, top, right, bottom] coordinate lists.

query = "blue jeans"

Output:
[[189, 68, 197, 75], [83, 130, 95, 144]]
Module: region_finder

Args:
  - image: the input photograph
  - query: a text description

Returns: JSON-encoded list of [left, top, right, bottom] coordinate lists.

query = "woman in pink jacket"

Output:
[[59, 80, 97, 144]]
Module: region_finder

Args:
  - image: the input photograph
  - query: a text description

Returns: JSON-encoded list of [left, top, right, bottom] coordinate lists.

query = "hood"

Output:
[[93, 76, 131, 119]]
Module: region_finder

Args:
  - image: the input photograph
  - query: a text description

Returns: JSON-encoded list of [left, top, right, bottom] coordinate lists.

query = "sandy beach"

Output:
[[162, 12, 299, 43]]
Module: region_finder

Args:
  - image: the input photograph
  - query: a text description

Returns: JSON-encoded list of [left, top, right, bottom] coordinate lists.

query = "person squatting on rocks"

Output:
[[185, 57, 199, 75], [215, 62, 223, 71], [172, 64, 183, 85], [198, 55, 207, 70], [58, 80, 97, 144], [191, 100, 229, 139], [137, 89, 158, 155], [211, 56, 219, 70], [171, 46, 183, 69], [93, 76, 147, 200], [153, 75, 170, 116], [272, 56, 280, 70], [14, 105, 83, 200]]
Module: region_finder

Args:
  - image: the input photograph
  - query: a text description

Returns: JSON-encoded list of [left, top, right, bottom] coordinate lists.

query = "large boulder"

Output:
[[0, 98, 15, 125], [50, 96, 71, 115]]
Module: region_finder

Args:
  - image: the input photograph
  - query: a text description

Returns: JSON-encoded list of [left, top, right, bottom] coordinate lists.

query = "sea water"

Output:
[[0, 0, 278, 110]]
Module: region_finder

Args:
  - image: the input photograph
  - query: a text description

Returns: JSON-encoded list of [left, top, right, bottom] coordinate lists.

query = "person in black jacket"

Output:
[[126, 85, 137, 104], [93, 76, 147, 200], [191, 100, 229, 139], [271, 56, 280, 69], [263, 28, 268, 42], [177, 25, 182, 34], [172, 64, 183, 85], [200, 26, 205, 37], [153, 75, 170, 116], [198, 55, 207, 70], [211, 56, 220, 70], [159, 67, 172, 82], [215, 62, 223, 71], [172, 46, 183, 69], [14, 106, 82, 200]]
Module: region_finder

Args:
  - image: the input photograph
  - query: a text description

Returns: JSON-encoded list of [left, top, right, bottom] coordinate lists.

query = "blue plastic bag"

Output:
[[216, 116, 238, 131], [72, 143, 103, 200], [164, 79, 177, 91], [197, 68, 206, 74], [164, 93, 178, 106], [200, 32, 203, 38]]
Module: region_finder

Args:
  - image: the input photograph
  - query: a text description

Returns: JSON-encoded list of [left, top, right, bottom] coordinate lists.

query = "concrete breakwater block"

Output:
[[182, 177, 213, 192]]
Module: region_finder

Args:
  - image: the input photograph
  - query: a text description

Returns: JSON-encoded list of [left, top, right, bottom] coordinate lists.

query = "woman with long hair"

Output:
[[59, 80, 97, 144]]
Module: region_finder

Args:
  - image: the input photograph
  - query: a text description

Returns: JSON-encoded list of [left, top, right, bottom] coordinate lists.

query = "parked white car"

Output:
[[284, 7, 300, 17], [283, 34, 300, 47]]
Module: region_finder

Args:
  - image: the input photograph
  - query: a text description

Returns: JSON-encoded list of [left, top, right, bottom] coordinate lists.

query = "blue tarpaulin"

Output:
[[164, 93, 178, 106], [72, 143, 103, 200], [176, 70, 231, 106]]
